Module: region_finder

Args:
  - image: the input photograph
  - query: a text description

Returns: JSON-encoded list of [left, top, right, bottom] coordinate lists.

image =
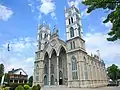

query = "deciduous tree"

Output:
[[107, 64, 120, 82], [82, 0, 120, 41]]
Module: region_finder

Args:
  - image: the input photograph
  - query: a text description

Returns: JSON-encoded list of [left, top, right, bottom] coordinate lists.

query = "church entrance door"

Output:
[[59, 71, 63, 85], [59, 78, 63, 85]]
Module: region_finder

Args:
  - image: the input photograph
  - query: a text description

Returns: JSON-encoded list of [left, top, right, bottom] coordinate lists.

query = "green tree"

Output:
[[28, 76, 33, 87], [0, 64, 4, 74], [4, 73, 9, 83], [107, 64, 120, 82], [82, 0, 120, 41], [0, 63, 4, 83]]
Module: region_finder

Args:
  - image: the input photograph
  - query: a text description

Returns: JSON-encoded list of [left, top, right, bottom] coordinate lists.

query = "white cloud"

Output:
[[25, 57, 34, 62], [83, 32, 120, 67], [68, 0, 82, 8], [40, 0, 55, 15], [81, 8, 90, 18], [0, 37, 36, 76], [101, 17, 112, 28], [51, 12, 57, 20], [0, 4, 13, 21], [28, 0, 57, 20]]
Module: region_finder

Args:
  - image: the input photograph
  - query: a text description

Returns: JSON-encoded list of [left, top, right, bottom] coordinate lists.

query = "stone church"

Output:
[[33, 5, 108, 88]]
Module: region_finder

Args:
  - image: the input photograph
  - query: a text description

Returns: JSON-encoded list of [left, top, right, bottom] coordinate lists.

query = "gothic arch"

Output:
[[44, 52, 49, 75], [57, 45, 66, 56], [44, 52, 49, 60], [49, 48, 57, 58]]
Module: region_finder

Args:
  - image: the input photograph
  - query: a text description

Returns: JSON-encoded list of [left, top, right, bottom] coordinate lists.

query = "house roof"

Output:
[[8, 68, 27, 75]]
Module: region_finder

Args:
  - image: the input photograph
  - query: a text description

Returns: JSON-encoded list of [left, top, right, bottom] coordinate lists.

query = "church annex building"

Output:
[[33, 5, 108, 88]]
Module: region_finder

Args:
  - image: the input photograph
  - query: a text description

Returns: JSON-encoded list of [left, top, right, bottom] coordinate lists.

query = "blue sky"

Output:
[[0, 0, 120, 76]]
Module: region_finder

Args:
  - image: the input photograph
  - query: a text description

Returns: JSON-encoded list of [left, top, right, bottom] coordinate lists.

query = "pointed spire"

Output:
[[64, 5, 67, 11], [96, 49, 101, 60]]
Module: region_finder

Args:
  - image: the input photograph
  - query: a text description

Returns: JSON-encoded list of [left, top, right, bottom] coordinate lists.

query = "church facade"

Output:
[[33, 5, 108, 88]]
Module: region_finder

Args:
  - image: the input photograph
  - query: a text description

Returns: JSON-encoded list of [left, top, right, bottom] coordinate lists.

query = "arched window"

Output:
[[84, 57, 88, 80], [51, 64, 54, 74], [39, 42, 41, 50], [73, 41, 75, 49], [69, 18, 71, 25], [71, 17, 73, 23], [71, 56, 78, 80], [70, 27, 74, 38], [40, 33, 42, 39], [44, 64, 47, 74], [44, 75, 48, 85], [44, 33, 48, 39], [51, 75, 54, 85], [59, 57, 62, 68], [36, 64, 39, 81], [44, 33, 46, 38], [77, 24, 81, 36], [70, 42, 72, 49]]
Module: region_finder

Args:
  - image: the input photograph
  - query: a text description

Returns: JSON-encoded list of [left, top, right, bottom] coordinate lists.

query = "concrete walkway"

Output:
[[41, 86, 120, 90]]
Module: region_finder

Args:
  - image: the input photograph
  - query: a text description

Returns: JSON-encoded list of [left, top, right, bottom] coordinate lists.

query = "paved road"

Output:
[[41, 86, 120, 90]]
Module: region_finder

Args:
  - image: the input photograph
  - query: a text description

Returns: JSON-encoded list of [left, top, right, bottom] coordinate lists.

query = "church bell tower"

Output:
[[65, 5, 85, 51], [37, 24, 50, 51], [65, 5, 86, 86]]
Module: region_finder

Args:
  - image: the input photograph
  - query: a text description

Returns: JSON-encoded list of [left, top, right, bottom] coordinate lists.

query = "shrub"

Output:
[[4, 87, 9, 90], [28, 83, 32, 87], [32, 85, 41, 90], [15, 85, 24, 90], [24, 85, 30, 90], [37, 84, 41, 90], [28, 87, 32, 90], [32, 86, 37, 90]]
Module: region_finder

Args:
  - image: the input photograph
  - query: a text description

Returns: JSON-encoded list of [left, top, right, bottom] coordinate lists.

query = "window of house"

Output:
[[20, 72, 22, 75], [36, 64, 39, 81], [70, 27, 74, 38], [71, 56, 78, 80]]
